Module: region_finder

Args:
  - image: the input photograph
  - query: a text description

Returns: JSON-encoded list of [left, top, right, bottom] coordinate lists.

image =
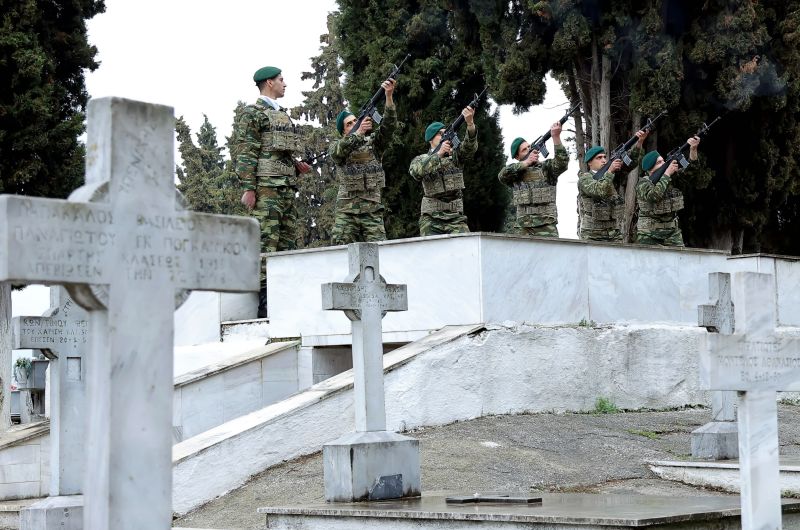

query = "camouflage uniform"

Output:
[[577, 147, 642, 242], [409, 128, 477, 236], [635, 171, 686, 247], [497, 144, 569, 237], [234, 98, 303, 266], [328, 105, 396, 245]]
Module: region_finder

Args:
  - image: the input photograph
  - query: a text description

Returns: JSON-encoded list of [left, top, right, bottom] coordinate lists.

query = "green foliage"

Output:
[[577, 318, 597, 327], [627, 429, 660, 440], [449, 0, 800, 253], [336, 0, 509, 238], [13, 357, 32, 381], [0, 0, 105, 198], [593, 397, 620, 414], [176, 115, 244, 216]]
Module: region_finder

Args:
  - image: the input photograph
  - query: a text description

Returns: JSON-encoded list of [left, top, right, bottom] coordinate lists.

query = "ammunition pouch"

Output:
[[421, 166, 465, 196], [337, 161, 385, 201], [259, 107, 302, 154], [640, 188, 684, 217], [517, 203, 558, 219], [256, 157, 295, 178], [579, 196, 624, 231], [512, 183, 557, 207], [421, 197, 464, 215]]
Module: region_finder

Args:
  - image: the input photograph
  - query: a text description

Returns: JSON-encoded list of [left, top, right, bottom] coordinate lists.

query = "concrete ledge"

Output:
[[174, 342, 299, 387], [649, 456, 800, 495], [258, 493, 800, 529], [0, 422, 49, 451]]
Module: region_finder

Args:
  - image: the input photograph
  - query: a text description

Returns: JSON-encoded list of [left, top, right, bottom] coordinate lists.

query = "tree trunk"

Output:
[[590, 36, 600, 146], [623, 112, 642, 243], [599, 51, 612, 150], [567, 71, 588, 171], [0, 284, 10, 429]]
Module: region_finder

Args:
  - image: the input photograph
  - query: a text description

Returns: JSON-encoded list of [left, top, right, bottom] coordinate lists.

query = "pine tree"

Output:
[[0, 0, 105, 198]]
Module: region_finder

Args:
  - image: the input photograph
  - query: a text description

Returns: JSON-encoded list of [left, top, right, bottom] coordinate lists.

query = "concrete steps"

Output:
[[649, 456, 800, 495]]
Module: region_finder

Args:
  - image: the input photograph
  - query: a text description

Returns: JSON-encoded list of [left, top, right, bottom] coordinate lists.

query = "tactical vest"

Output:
[[639, 187, 684, 218], [337, 138, 384, 202], [579, 196, 624, 231], [511, 167, 557, 221], [256, 107, 301, 182], [421, 164, 465, 198]]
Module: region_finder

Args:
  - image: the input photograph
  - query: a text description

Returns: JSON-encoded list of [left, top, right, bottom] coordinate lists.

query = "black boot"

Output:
[[257, 286, 267, 318]]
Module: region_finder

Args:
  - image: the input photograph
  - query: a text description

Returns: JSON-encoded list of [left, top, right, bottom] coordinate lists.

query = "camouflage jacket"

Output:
[[578, 147, 642, 200], [233, 98, 302, 190], [409, 127, 478, 203], [497, 144, 570, 187], [328, 105, 397, 211]]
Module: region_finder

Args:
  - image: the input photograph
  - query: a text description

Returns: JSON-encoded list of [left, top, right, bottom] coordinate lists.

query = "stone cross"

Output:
[[320, 243, 419, 503], [0, 98, 260, 529], [700, 271, 798, 530], [322, 243, 407, 431], [12, 286, 88, 496], [693, 272, 738, 459]]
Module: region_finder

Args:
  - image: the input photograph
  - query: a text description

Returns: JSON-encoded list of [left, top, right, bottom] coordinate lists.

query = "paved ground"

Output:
[[173, 402, 800, 529]]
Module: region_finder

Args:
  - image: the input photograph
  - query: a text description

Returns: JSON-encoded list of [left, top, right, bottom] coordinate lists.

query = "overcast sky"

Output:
[[14, 0, 581, 322]]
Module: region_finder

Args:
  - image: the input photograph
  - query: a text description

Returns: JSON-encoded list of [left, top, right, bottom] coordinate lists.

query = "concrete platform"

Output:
[[258, 493, 800, 529], [650, 456, 800, 495]]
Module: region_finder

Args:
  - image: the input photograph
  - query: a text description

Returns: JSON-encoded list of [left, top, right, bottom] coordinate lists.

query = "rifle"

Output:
[[430, 86, 488, 156], [302, 151, 329, 165], [592, 110, 667, 181], [647, 116, 722, 184], [347, 53, 411, 136], [522, 101, 580, 161]]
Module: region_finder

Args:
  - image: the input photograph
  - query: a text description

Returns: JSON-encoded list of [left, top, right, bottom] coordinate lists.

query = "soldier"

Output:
[[234, 66, 311, 317], [409, 107, 477, 236], [636, 136, 701, 247], [577, 130, 648, 241], [328, 78, 397, 244], [498, 123, 569, 237]]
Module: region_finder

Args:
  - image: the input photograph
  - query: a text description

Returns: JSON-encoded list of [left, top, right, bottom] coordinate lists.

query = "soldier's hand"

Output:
[[382, 79, 396, 100], [437, 140, 453, 158], [664, 159, 680, 176], [635, 129, 649, 148], [550, 122, 562, 140], [524, 149, 540, 166], [687, 135, 701, 148], [357, 117, 373, 135], [295, 161, 312, 174], [610, 159, 623, 173], [462, 106, 475, 126], [241, 190, 256, 210]]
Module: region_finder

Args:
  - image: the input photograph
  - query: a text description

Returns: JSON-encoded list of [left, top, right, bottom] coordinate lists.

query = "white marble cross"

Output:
[[0, 98, 260, 529], [700, 271, 797, 530], [322, 243, 407, 432], [12, 287, 88, 497], [697, 272, 736, 423]]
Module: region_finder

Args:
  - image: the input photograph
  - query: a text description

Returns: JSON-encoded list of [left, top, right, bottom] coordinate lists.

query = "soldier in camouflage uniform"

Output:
[[328, 78, 396, 244], [408, 107, 477, 236], [234, 66, 311, 316], [636, 136, 701, 247], [577, 130, 648, 241], [498, 122, 569, 237]]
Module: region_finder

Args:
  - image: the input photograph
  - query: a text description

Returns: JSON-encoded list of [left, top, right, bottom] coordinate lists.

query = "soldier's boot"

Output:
[[258, 286, 268, 319]]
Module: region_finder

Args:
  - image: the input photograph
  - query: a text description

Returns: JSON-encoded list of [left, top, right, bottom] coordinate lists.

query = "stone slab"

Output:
[[691, 421, 739, 460], [258, 493, 800, 528], [650, 456, 800, 495], [19, 495, 82, 530]]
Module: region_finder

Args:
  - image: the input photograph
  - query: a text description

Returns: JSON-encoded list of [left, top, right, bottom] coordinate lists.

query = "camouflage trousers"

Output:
[[636, 227, 684, 247], [252, 184, 298, 282], [419, 211, 470, 237], [580, 228, 623, 242], [331, 205, 387, 245]]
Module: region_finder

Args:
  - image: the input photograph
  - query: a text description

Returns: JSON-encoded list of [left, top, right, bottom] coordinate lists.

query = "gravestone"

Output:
[[321, 243, 420, 502], [693, 272, 738, 459], [700, 271, 799, 530], [0, 97, 260, 529], [12, 286, 88, 499], [0, 284, 10, 429]]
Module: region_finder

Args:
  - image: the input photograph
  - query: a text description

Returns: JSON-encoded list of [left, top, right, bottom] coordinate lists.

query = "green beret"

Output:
[[424, 122, 446, 142], [584, 146, 605, 163], [253, 66, 281, 84], [641, 150, 660, 172], [510, 137, 526, 158], [336, 110, 354, 135]]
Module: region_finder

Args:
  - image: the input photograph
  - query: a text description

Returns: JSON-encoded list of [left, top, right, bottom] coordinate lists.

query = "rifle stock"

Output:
[[347, 53, 411, 136], [431, 86, 488, 156], [592, 110, 667, 181], [523, 101, 580, 161], [647, 116, 721, 184]]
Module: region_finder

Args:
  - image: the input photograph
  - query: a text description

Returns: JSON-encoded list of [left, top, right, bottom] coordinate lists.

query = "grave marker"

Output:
[[12, 286, 88, 496], [700, 271, 797, 529], [321, 243, 420, 502], [693, 272, 738, 459], [0, 97, 260, 529]]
